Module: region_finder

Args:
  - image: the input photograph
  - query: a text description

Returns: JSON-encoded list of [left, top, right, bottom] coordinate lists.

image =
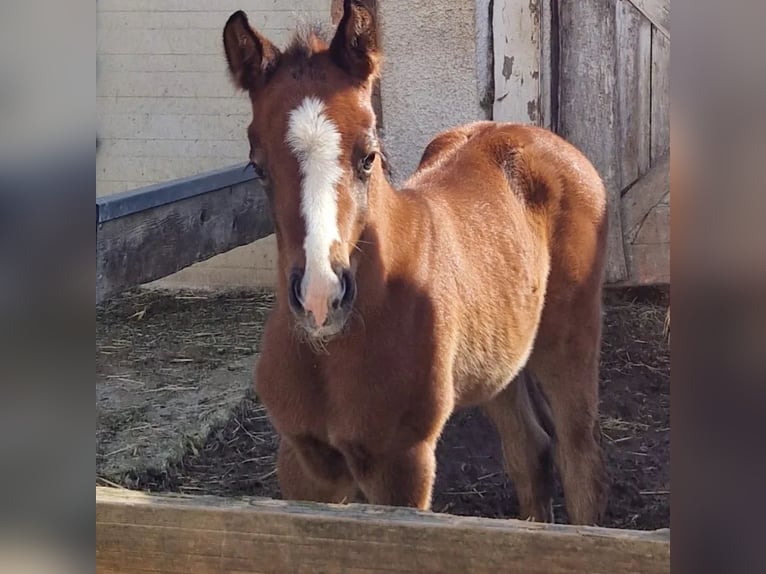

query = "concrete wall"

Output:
[[97, 0, 491, 290], [378, 0, 492, 183]]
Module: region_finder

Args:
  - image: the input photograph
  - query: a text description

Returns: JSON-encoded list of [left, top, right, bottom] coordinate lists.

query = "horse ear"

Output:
[[329, 0, 381, 81], [223, 11, 280, 91]]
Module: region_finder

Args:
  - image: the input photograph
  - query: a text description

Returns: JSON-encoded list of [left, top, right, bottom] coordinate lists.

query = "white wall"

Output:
[[97, 0, 331, 195], [378, 0, 491, 183], [97, 0, 331, 289]]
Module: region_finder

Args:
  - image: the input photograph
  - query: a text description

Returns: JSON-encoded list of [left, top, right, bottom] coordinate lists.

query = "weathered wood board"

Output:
[[626, 0, 670, 38], [616, 0, 652, 189], [621, 155, 669, 240], [544, 0, 668, 285], [620, 154, 670, 284], [96, 165, 273, 303], [651, 27, 671, 165], [96, 487, 671, 574], [558, 0, 628, 283], [622, 239, 669, 285], [493, 0, 542, 125]]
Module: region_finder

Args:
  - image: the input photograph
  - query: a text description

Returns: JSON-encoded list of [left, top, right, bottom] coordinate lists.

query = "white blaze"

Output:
[[285, 96, 343, 327]]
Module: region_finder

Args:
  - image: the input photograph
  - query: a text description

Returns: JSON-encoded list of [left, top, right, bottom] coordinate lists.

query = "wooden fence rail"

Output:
[[96, 487, 670, 574], [96, 164, 273, 303]]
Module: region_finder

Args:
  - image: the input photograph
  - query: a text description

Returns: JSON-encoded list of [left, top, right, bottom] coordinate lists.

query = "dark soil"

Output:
[[97, 287, 669, 530]]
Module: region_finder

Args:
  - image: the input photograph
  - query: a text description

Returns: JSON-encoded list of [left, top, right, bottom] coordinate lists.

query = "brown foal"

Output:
[[223, 0, 608, 524]]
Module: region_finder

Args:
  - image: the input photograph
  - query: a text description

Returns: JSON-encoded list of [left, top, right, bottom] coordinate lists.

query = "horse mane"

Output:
[[283, 22, 331, 60]]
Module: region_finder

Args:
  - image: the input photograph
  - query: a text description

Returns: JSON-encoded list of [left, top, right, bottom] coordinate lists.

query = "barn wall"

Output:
[[96, 0, 332, 289]]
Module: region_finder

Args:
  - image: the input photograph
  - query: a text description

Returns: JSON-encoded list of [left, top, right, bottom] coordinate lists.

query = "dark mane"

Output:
[[283, 22, 331, 60]]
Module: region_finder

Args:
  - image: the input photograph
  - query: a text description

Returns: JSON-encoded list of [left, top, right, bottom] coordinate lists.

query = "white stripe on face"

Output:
[[285, 96, 343, 327]]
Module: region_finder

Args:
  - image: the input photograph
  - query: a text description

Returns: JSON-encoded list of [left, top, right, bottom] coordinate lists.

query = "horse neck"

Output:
[[354, 172, 428, 313]]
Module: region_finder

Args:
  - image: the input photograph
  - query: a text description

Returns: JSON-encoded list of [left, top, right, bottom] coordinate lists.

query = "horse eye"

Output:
[[359, 152, 376, 176]]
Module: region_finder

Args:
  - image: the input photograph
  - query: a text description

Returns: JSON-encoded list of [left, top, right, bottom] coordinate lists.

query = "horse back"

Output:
[[403, 121, 608, 405], [411, 121, 607, 283], [414, 122, 604, 213]]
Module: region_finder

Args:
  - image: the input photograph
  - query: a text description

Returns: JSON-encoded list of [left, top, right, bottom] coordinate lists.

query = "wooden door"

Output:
[[493, 0, 670, 285]]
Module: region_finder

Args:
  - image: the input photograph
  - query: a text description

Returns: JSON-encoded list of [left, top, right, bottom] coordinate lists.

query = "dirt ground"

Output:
[[96, 287, 669, 530]]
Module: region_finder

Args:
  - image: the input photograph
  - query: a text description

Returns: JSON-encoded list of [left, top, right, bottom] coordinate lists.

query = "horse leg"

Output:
[[483, 369, 555, 522], [340, 439, 438, 510], [528, 291, 608, 525], [277, 436, 359, 504]]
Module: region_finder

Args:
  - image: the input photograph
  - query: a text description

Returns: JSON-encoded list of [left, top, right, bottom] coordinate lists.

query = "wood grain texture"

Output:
[[620, 154, 669, 285], [96, 487, 671, 574], [621, 154, 670, 242], [559, 0, 628, 282], [622, 240, 669, 285], [492, 0, 542, 125], [651, 27, 671, 165], [616, 0, 652, 189], [633, 203, 669, 245], [96, 179, 273, 303], [626, 0, 670, 38]]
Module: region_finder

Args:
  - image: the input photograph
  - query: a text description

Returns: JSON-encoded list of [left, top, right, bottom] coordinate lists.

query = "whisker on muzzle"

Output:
[[351, 307, 366, 333]]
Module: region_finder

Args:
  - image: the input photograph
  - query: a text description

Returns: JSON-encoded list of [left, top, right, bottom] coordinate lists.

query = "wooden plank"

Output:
[[616, 0, 652, 189], [626, 0, 670, 39], [651, 27, 670, 165], [621, 154, 670, 242], [96, 176, 273, 303], [622, 240, 669, 285], [492, 0, 542, 125], [633, 203, 669, 244], [620, 154, 669, 285], [558, 0, 628, 282], [96, 487, 671, 574]]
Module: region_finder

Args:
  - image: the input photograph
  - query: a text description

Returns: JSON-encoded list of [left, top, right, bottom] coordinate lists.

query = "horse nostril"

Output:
[[339, 268, 356, 308], [288, 269, 304, 312], [332, 271, 346, 310]]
